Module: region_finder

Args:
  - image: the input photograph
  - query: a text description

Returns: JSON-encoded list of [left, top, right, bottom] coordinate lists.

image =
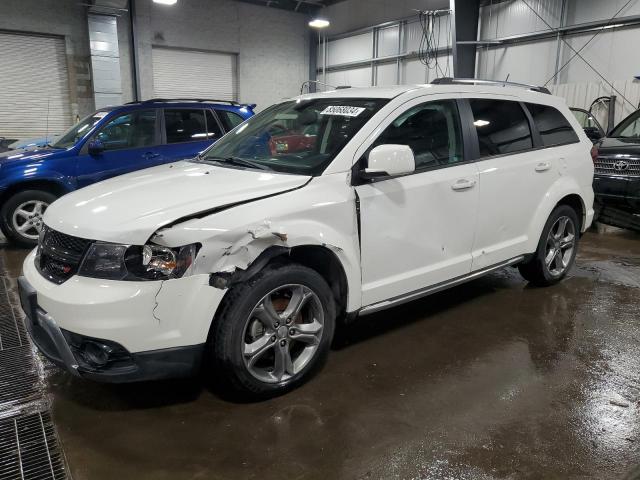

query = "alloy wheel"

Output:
[[12, 200, 48, 241], [544, 216, 576, 276], [242, 284, 324, 384]]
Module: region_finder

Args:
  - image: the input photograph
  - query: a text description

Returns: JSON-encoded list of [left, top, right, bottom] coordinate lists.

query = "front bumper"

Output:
[[593, 174, 640, 212], [20, 249, 226, 382], [18, 275, 205, 382]]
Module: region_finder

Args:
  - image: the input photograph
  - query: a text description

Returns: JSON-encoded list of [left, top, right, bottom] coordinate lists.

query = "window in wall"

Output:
[[205, 110, 224, 139], [469, 99, 533, 157], [526, 103, 579, 146], [95, 109, 157, 151], [373, 100, 463, 169], [216, 110, 245, 131], [164, 109, 207, 143]]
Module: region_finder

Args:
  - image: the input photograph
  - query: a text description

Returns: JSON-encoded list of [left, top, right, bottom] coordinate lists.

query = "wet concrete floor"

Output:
[[1, 230, 639, 479]]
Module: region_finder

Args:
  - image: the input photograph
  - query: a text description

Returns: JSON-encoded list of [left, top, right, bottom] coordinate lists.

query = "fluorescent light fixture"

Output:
[[153, 0, 178, 5], [309, 18, 330, 28], [474, 120, 490, 127]]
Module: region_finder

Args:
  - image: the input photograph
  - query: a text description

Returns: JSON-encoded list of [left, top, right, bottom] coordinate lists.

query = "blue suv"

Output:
[[0, 99, 255, 246]]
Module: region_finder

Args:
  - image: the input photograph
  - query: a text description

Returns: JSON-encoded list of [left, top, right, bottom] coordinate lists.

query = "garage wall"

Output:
[[134, 0, 310, 110], [0, 0, 95, 135], [317, 11, 453, 91], [476, 0, 640, 124]]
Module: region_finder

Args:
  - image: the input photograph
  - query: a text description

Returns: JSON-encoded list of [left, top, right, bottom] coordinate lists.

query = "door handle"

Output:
[[451, 179, 476, 191], [143, 152, 160, 159], [535, 162, 551, 172]]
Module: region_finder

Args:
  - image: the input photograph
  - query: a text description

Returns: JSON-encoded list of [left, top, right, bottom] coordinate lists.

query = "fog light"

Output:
[[81, 341, 113, 367]]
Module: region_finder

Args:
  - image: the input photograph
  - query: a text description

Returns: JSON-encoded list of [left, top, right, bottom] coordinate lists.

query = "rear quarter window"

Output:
[[525, 103, 579, 147]]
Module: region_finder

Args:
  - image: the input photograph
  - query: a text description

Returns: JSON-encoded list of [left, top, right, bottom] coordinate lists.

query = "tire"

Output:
[[210, 262, 336, 398], [518, 205, 580, 287], [0, 190, 57, 247]]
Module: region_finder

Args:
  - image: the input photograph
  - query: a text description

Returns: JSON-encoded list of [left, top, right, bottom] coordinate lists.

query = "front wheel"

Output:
[[210, 263, 336, 398], [518, 205, 579, 286], [0, 190, 56, 247]]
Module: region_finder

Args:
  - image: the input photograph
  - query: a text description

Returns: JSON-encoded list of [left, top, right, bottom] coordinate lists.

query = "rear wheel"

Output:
[[0, 190, 56, 247], [210, 263, 336, 398], [518, 205, 579, 286]]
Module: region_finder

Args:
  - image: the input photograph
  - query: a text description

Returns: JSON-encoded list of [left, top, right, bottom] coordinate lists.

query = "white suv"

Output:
[[18, 81, 594, 396]]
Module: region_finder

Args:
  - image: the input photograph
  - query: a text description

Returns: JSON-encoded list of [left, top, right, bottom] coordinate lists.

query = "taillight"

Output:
[[590, 145, 599, 163]]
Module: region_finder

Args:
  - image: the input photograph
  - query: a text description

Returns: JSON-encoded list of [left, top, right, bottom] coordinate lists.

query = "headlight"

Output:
[[78, 242, 198, 281]]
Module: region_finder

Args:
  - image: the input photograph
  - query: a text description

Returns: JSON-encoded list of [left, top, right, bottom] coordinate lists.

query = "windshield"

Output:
[[51, 110, 110, 149], [610, 110, 640, 138], [199, 98, 388, 175]]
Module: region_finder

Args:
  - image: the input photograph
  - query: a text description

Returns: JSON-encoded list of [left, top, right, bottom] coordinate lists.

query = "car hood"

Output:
[[44, 161, 311, 244], [597, 136, 640, 154], [0, 146, 67, 165]]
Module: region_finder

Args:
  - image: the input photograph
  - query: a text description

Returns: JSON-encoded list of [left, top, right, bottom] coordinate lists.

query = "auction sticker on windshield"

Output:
[[320, 106, 366, 117]]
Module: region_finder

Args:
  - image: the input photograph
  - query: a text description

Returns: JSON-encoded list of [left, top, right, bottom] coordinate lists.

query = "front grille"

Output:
[[594, 156, 640, 176], [37, 227, 93, 284]]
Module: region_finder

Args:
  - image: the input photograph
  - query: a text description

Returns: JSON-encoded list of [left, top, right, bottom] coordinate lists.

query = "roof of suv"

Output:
[[295, 83, 560, 105]]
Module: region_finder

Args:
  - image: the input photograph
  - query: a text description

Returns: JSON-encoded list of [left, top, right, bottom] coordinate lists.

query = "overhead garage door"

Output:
[[0, 32, 72, 140], [152, 47, 237, 101]]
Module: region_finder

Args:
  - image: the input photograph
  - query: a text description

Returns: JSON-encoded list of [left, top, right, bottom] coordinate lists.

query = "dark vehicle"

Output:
[[0, 99, 255, 246], [570, 107, 605, 143], [592, 108, 640, 231]]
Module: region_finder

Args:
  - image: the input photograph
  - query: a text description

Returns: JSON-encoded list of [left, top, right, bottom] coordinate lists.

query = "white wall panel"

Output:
[[325, 32, 373, 67], [325, 67, 372, 89], [402, 58, 429, 84], [476, 38, 558, 85], [560, 27, 640, 84], [479, 0, 562, 40], [377, 25, 400, 58], [565, 0, 640, 25], [376, 63, 398, 86]]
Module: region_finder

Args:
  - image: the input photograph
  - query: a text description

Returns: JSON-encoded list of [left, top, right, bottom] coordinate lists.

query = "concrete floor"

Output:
[[2, 230, 640, 480]]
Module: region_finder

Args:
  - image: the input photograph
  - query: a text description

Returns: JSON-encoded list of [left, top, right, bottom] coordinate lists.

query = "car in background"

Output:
[[0, 99, 255, 246], [570, 107, 605, 142], [591, 108, 640, 231]]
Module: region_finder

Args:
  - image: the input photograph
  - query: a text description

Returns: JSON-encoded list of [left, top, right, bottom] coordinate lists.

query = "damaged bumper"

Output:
[[20, 249, 225, 382]]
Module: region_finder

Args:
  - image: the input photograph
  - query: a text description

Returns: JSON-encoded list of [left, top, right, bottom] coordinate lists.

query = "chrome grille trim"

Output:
[[594, 155, 640, 176]]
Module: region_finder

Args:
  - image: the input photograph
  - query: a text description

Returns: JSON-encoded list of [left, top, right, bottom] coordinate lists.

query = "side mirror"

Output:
[[363, 144, 415, 178], [583, 126, 603, 142], [88, 140, 105, 156]]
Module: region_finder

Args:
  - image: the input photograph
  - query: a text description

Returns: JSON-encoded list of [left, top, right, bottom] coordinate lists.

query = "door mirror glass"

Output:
[[365, 144, 415, 178], [88, 140, 105, 156]]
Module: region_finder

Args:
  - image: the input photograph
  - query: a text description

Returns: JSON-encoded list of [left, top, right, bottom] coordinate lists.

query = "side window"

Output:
[[526, 103, 579, 146], [95, 110, 157, 151], [373, 100, 464, 170], [216, 110, 245, 131], [164, 109, 207, 143], [205, 110, 224, 140], [469, 99, 533, 157]]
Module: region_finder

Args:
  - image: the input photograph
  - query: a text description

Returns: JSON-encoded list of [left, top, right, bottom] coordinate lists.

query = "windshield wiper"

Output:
[[202, 156, 272, 171]]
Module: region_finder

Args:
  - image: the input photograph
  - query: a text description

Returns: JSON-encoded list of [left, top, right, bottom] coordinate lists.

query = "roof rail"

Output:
[[431, 77, 551, 95], [125, 98, 242, 106]]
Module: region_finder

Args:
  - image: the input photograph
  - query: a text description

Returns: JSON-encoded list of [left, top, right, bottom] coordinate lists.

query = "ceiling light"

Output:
[[309, 18, 330, 29], [153, 0, 178, 5], [474, 120, 490, 127]]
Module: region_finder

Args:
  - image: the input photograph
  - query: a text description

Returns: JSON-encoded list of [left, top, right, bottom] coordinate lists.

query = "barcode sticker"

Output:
[[320, 106, 366, 117]]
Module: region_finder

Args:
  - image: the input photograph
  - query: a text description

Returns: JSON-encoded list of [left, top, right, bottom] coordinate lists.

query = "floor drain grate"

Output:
[[0, 276, 28, 351], [0, 256, 69, 479], [0, 412, 67, 480], [0, 346, 41, 411]]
